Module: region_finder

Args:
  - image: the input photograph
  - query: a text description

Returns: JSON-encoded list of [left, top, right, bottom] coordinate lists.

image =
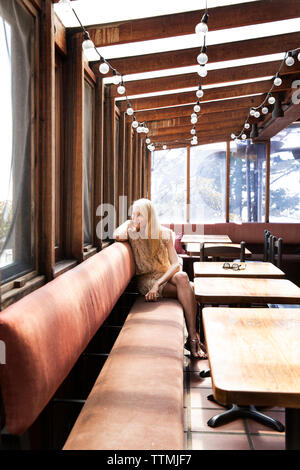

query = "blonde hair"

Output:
[[132, 198, 164, 256]]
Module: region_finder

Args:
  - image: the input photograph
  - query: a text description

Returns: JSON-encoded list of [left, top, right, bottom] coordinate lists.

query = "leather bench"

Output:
[[0, 241, 185, 450]]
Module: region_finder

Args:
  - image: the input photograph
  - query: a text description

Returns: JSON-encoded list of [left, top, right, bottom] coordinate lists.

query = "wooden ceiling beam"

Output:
[[150, 129, 231, 143], [74, 1, 300, 48], [148, 119, 248, 137], [118, 78, 292, 112], [104, 32, 300, 76], [107, 61, 300, 97], [254, 99, 300, 141], [134, 95, 264, 122]]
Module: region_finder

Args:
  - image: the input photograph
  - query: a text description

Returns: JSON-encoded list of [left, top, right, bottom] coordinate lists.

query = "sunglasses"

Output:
[[223, 262, 246, 271]]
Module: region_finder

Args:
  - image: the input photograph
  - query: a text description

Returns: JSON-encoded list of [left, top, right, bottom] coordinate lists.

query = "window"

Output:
[[0, 1, 35, 283], [190, 142, 226, 223], [269, 123, 300, 222], [83, 80, 94, 245], [151, 148, 186, 223], [229, 140, 266, 222]]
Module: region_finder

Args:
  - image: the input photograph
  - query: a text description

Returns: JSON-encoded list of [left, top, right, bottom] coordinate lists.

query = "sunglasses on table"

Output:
[[222, 262, 246, 271]]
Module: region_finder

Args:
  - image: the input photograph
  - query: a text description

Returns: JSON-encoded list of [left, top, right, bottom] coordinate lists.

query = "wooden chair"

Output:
[[269, 235, 283, 269], [199, 241, 246, 262]]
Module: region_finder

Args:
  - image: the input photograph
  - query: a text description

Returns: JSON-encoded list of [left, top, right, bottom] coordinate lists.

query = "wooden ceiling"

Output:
[[61, 0, 300, 148]]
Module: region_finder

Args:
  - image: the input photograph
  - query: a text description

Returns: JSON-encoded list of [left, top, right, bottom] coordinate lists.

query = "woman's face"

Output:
[[132, 206, 147, 230]]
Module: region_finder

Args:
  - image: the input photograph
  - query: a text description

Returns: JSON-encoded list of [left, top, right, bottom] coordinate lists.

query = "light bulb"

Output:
[[196, 89, 204, 98], [146, 138, 151, 144], [191, 140, 197, 145], [274, 75, 282, 86], [285, 52, 295, 66], [99, 62, 110, 74], [191, 113, 197, 119], [112, 73, 121, 85], [197, 65, 207, 77], [82, 39, 94, 51], [250, 109, 255, 116], [244, 123, 250, 129], [268, 96, 276, 105], [147, 144, 152, 150], [194, 103, 201, 113], [191, 129, 196, 135], [231, 133, 236, 139], [132, 120, 139, 129], [254, 111, 260, 118], [58, 0, 71, 12], [191, 117, 197, 124], [117, 84, 125, 95], [242, 134, 247, 140], [137, 126, 143, 133], [126, 107, 134, 116], [195, 22, 208, 34], [150, 145, 155, 151], [144, 127, 149, 134], [163, 145, 167, 150], [298, 51, 300, 62], [262, 106, 269, 114], [197, 52, 208, 65]]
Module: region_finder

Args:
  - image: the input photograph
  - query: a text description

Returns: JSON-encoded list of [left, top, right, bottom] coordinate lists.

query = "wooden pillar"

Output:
[[142, 143, 147, 198], [265, 139, 270, 223], [132, 131, 139, 203], [64, 33, 84, 261], [94, 77, 104, 249], [125, 122, 133, 211], [39, 0, 55, 278], [117, 110, 126, 224], [138, 134, 143, 199], [147, 149, 151, 200], [226, 141, 230, 223], [103, 87, 115, 206]]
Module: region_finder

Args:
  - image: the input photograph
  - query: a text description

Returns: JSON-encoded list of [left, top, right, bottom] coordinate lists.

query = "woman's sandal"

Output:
[[184, 337, 208, 359]]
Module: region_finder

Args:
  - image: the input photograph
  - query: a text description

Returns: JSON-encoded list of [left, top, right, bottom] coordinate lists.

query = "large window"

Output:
[[269, 123, 300, 223], [0, 1, 35, 283], [151, 148, 186, 223], [229, 141, 266, 222], [190, 143, 226, 223]]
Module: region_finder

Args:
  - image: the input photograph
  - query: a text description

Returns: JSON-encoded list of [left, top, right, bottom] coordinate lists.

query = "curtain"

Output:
[[0, 0, 35, 282]]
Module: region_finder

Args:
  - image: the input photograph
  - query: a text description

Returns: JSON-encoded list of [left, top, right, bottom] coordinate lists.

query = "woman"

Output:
[[113, 198, 207, 359]]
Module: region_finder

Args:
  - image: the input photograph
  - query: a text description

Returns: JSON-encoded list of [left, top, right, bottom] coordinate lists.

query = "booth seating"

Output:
[[0, 242, 184, 450], [165, 223, 300, 285]]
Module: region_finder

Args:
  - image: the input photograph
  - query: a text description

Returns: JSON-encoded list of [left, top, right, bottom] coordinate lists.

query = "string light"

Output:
[[273, 73, 282, 86], [99, 58, 110, 74], [285, 51, 295, 67], [195, 12, 209, 35]]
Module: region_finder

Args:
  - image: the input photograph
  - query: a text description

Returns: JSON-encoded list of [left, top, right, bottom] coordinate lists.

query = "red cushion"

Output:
[[174, 233, 186, 254]]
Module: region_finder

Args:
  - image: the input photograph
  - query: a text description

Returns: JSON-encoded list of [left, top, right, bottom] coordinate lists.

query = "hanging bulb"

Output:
[[285, 51, 295, 67], [137, 126, 143, 133], [197, 65, 208, 77], [195, 12, 209, 34], [191, 128, 196, 135], [241, 134, 247, 140], [132, 120, 139, 129], [262, 106, 269, 114], [197, 46, 208, 65], [112, 71, 121, 85], [194, 102, 201, 113], [117, 84, 125, 95], [163, 145, 167, 150], [244, 123, 250, 130], [82, 32, 94, 51], [274, 73, 282, 86], [254, 110, 260, 118], [191, 117, 197, 124], [146, 138, 151, 144], [196, 88, 204, 99], [144, 127, 149, 134], [268, 96, 276, 105], [58, 0, 71, 13], [298, 51, 300, 62], [250, 109, 255, 116], [126, 104, 134, 116], [147, 144, 152, 150], [231, 133, 236, 139], [99, 59, 110, 75]]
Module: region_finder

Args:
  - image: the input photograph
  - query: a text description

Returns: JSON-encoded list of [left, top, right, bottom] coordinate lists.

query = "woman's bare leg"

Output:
[[162, 273, 207, 358]]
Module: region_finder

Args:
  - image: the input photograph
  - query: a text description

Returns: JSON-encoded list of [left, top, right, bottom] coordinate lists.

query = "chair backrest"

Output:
[[269, 235, 283, 268], [199, 241, 246, 262], [264, 230, 271, 262]]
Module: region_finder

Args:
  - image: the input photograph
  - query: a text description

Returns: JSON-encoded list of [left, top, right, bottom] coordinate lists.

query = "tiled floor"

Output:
[[183, 352, 286, 450]]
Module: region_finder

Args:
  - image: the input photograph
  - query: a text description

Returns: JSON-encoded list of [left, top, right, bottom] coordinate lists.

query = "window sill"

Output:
[[52, 259, 78, 278], [82, 246, 98, 261], [1, 272, 46, 310]]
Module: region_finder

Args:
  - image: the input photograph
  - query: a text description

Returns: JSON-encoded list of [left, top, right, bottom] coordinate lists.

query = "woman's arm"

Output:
[[113, 220, 131, 241], [145, 238, 180, 301]]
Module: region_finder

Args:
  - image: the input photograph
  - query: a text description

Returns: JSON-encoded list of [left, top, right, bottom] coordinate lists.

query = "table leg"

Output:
[[285, 408, 300, 450]]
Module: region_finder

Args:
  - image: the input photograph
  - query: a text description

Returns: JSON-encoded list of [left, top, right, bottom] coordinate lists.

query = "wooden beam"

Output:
[[103, 88, 116, 213], [106, 32, 300, 76], [94, 77, 104, 249], [149, 119, 247, 138], [226, 141, 230, 223], [109, 61, 300, 97], [118, 78, 292, 112], [81, 1, 300, 47], [54, 12, 67, 55], [255, 99, 300, 140], [134, 95, 264, 122], [151, 129, 231, 143], [265, 140, 270, 223], [187, 146, 190, 223], [152, 134, 230, 148]]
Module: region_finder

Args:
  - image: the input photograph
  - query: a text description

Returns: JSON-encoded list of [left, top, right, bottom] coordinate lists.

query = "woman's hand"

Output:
[[145, 281, 159, 302]]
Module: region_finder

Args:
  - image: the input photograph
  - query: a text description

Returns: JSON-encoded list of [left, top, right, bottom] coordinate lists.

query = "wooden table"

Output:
[[186, 243, 252, 258], [194, 277, 300, 304], [181, 234, 232, 244], [203, 307, 300, 450], [193, 261, 285, 279]]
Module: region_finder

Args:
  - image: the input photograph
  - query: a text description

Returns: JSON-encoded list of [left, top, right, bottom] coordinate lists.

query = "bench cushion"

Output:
[[0, 242, 135, 435], [63, 296, 184, 450]]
